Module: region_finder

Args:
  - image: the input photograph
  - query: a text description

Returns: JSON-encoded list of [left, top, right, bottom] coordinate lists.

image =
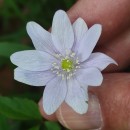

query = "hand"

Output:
[[39, 0, 130, 130]]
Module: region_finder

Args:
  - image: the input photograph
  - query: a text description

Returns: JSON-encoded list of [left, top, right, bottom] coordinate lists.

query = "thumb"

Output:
[[67, 0, 130, 73], [55, 73, 130, 130], [56, 94, 102, 130], [67, 0, 130, 42]]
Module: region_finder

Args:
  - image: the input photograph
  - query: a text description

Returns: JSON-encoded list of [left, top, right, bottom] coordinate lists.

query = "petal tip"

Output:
[[94, 71, 103, 86], [94, 24, 102, 32], [113, 60, 118, 66], [10, 53, 17, 65], [79, 109, 88, 115], [43, 104, 55, 115], [10, 53, 13, 62], [26, 21, 39, 32], [77, 17, 85, 21], [98, 74, 103, 86], [96, 72, 103, 86], [44, 109, 54, 115], [53, 10, 68, 21], [76, 105, 88, 114], [55, 9, 66, 15]]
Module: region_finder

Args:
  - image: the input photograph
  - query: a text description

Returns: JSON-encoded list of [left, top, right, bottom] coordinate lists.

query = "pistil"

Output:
[[61, 59, 74, 71]]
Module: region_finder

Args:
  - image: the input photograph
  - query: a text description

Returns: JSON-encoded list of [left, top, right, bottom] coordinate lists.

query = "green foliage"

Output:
[[44, 121, 61, 130], [0, 42, 32, 58], [0, 96, 42, 120], [28, 125, 40, 130], [0, 115, 10, 130]]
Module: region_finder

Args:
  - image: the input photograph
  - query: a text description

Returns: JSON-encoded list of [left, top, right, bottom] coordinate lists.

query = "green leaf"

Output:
[[0, 96, 42, 120], [44, 121, 61, 130], [28, 125, 40, 130], [0, 42, 32, 58], [0, 115, 21, 130], [0, 115, 10, 130]]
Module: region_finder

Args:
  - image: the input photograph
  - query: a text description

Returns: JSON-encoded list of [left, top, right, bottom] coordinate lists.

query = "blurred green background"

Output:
[[0, 0, 76, 130]]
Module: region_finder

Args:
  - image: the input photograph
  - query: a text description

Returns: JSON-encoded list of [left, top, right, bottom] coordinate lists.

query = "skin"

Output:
[[39, 0, 130, 129]]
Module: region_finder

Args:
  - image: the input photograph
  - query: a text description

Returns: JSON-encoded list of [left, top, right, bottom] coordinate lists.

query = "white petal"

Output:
[[77, 24, 102, 62], [82, 52, 118, 71], [76, 67, 103, 87], [26, 21, 56, 54], [43, 77, 67, 115], [51, 10, 74, 54], [72, 18, 88, 52], [10, 50, 56, 71], [65, 78, 88, 114], [14, 68, 55, 86]]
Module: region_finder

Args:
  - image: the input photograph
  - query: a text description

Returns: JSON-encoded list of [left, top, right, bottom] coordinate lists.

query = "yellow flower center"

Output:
[[61, 59, 74, 71]]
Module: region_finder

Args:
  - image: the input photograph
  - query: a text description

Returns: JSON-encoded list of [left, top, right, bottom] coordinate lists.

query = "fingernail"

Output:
[[56, 93, 103, 130]]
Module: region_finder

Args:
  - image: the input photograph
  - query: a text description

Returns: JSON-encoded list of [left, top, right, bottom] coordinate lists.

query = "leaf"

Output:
[[0, 42, 32, 58], [0, 96, 42, 120], [6, 0, 22, 17], [44, 121, 61, 130], [28, 125, 40, 130], [0, 115, 21, 130], [0, 115, 10, 130]]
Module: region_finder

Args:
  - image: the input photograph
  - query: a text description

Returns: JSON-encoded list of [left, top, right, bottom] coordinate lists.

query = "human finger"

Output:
[[66, 0, 130, 72], [55, 73, 130, 130]]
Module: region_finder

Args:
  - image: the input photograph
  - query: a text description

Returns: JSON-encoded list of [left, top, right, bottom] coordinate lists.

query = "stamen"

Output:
[[55, 53, 62, 58], [70, 52, 75, 57], [76, 66, 80, 69], [56, 72, 59, 75], [52, 70, 57, 73], [69, 73, 73, 77], [52, 62, 57, 66], [51, 51, 81, 80], [65, 49, 70, 56], [65, 56, 69, 59], [76, 59, 79, 64], [67, 69, 70, 72], [54, 66, 60, 69]]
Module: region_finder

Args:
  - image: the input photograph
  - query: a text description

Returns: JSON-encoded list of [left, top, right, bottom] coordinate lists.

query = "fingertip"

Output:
[[67, 1, 80, 23], [38, 98, 57, 121], [56, 94, 103, 130]]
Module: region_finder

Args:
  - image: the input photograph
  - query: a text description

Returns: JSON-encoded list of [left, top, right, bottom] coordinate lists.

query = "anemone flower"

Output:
[[10, 10, 117, 115]]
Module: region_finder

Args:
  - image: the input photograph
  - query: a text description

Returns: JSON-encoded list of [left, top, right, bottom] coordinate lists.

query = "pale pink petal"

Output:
[[26, 21, 56, 54], [43, 77, 67, 115], [77, 24, 102, 62], [76, 67, 103, 87], [51, 10, 74, 55], [65, 78, 88, 114], [10, 50, 57, 71], [81, 52, 118, 71], [14, 68, 55, 86]]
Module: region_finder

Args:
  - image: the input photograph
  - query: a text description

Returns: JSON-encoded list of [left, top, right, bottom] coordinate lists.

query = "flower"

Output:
[[10, 10, 117, 115]]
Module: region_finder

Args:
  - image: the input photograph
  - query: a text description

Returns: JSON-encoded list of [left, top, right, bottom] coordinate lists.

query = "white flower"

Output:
[[10, 10, 117, 115]]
